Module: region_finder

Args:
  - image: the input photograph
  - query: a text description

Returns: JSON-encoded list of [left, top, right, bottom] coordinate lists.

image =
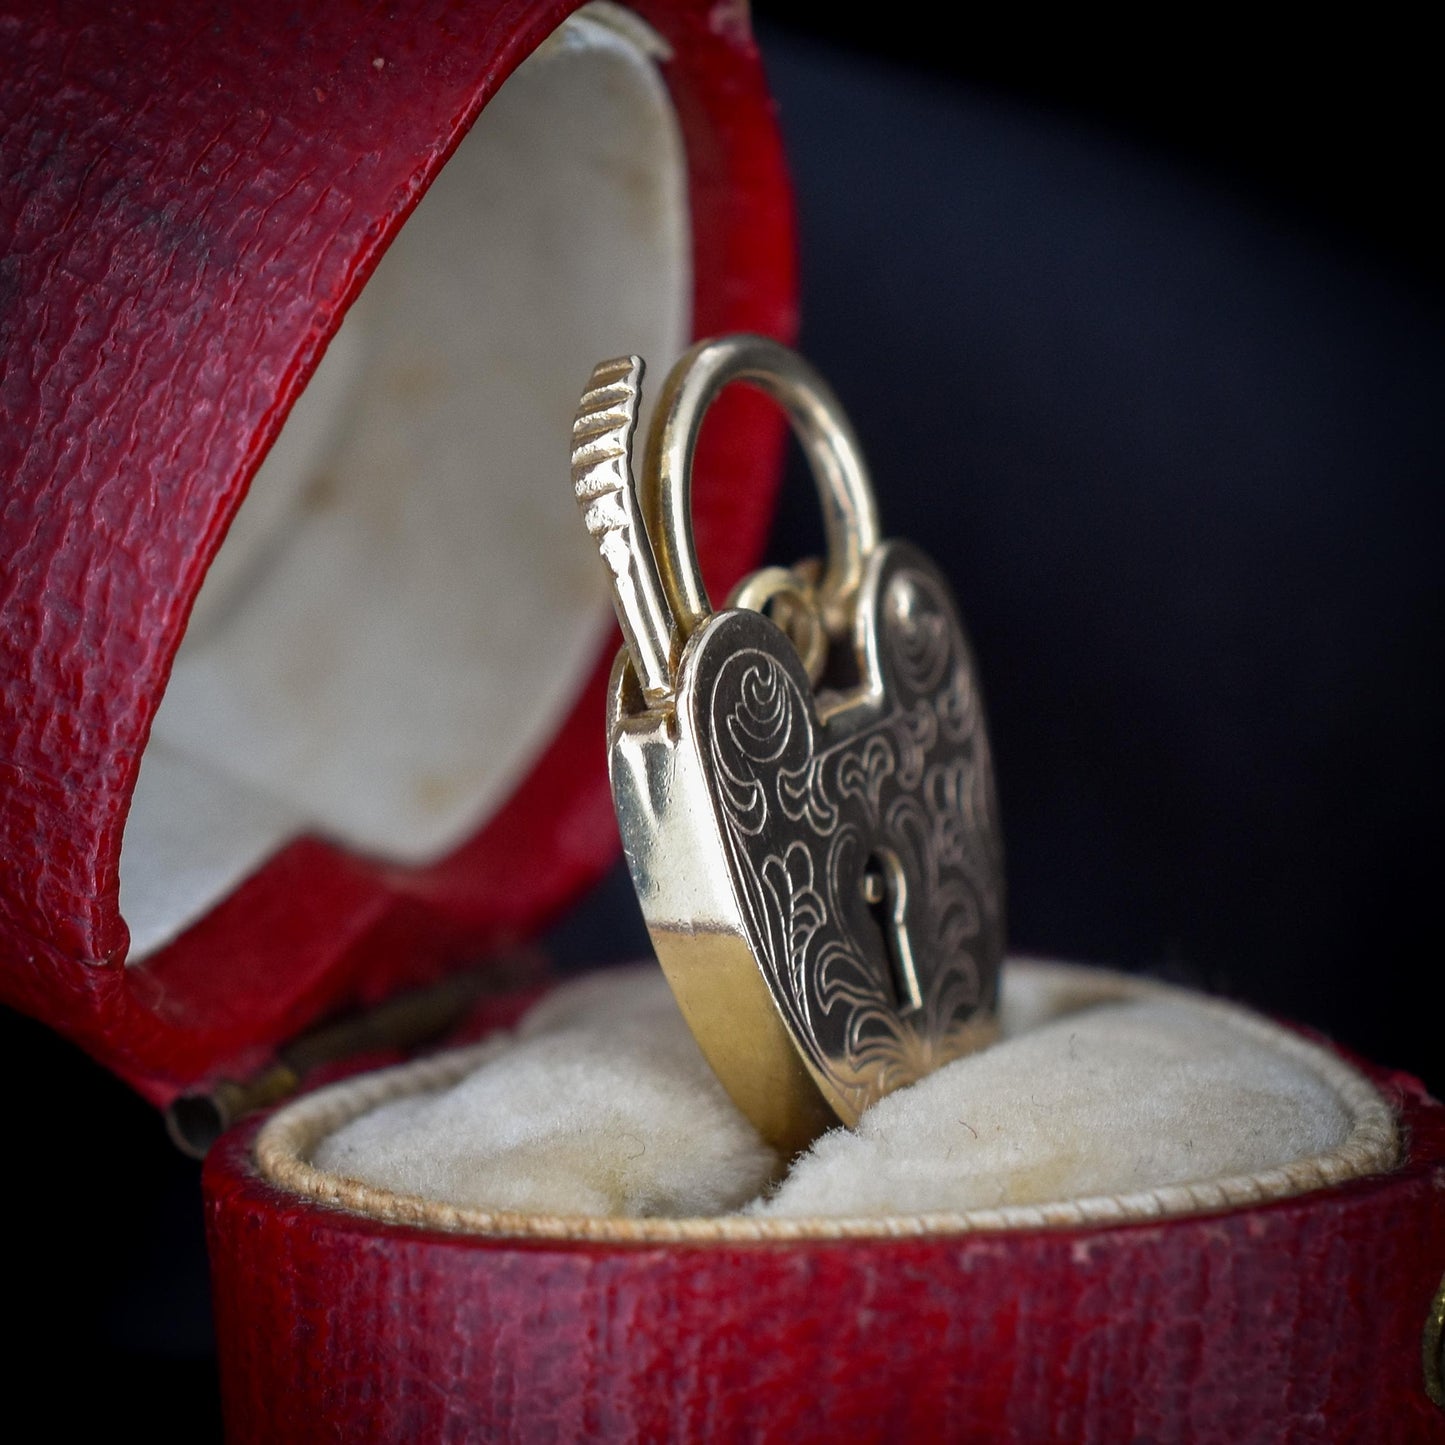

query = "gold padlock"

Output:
[[572, 334, 1004, 1157]]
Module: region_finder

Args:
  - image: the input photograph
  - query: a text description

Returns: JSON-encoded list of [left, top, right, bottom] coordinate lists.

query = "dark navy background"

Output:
[[4, 18, 1439, 1433]]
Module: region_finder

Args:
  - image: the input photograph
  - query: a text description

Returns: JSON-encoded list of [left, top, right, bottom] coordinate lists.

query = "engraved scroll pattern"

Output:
[[704, 562, 1003, 1116]]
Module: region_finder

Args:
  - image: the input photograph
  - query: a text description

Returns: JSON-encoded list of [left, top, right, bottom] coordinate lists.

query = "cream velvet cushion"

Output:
[[258, 960, 1398, 1238]]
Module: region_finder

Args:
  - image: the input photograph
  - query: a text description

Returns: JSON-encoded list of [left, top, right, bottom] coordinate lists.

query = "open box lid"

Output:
[[0, 0, 794, 1107]]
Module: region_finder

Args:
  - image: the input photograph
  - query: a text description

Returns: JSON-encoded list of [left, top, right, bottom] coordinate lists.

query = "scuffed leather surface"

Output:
[[0, 0, 795, 1102], [205, 1059, 1445, 1443]]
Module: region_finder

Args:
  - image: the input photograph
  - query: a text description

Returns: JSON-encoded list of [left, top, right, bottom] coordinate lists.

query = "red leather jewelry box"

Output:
[[0, 0, 790, 1099], [3, 3, 1444, 1441]]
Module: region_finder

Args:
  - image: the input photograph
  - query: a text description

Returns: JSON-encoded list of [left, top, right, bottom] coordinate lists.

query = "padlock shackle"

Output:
[[643, 334, 881, 648]]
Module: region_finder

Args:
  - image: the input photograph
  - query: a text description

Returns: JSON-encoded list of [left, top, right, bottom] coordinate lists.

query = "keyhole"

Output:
[[860, 849, 922, 1014]]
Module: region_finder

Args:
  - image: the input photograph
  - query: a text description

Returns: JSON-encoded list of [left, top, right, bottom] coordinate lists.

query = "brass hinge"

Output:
[[165, 949, 544, 1157]]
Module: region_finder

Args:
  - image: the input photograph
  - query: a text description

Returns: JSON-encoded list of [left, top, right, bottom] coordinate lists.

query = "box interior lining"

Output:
[[119, 5, 690, 961]]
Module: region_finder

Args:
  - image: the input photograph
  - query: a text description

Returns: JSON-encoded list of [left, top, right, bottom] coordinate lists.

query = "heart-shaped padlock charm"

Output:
[[572, 335, 1004, 1156]]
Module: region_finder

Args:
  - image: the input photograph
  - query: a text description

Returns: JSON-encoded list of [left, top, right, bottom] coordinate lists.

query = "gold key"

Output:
[[571, 334, 1005, 1157]]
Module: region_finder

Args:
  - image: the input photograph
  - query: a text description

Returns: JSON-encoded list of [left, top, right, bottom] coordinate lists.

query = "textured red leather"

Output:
[[0, 0, 794, 1103], [205, 1056, 1445, 1443]]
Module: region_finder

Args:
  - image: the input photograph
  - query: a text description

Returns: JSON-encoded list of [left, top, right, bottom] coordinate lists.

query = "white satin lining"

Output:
[[119, 6, 690, 960]]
